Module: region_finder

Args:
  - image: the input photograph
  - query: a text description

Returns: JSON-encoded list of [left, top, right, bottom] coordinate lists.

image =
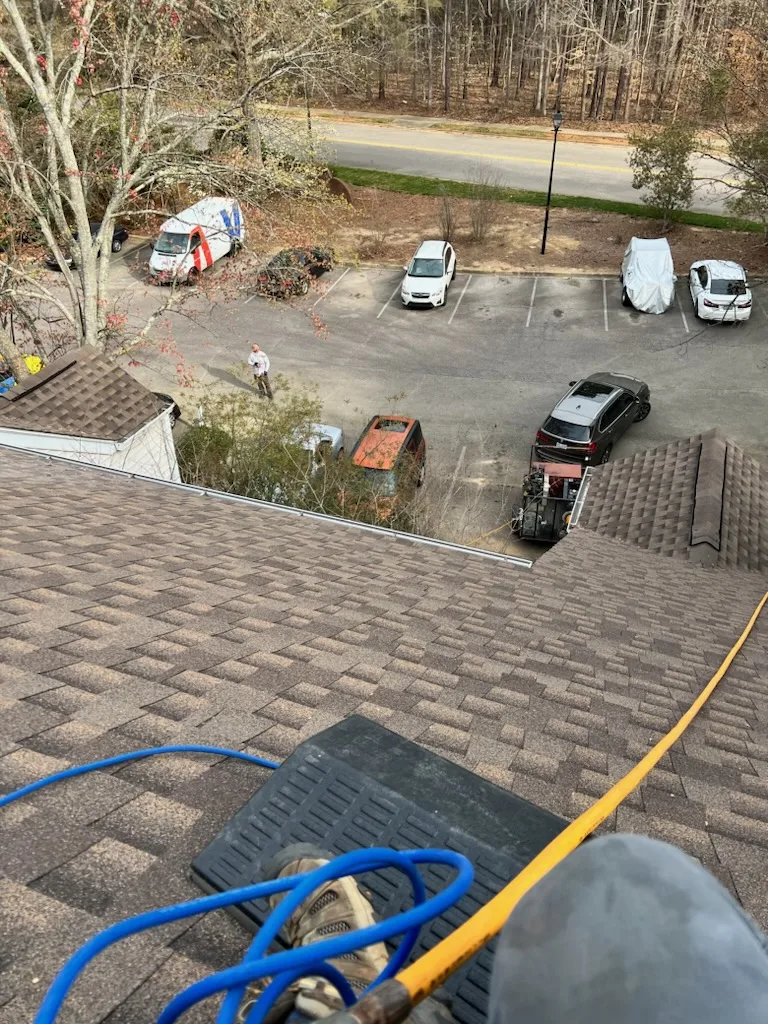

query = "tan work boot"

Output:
[[236, 844, 390, 1024]]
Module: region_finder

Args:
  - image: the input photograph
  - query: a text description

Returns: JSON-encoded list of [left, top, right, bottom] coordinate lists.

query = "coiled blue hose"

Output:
[[0, 745, 474, 1024]]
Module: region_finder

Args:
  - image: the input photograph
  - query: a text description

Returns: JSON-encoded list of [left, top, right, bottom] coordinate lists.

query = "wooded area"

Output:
[[336, 0, 768, 122]]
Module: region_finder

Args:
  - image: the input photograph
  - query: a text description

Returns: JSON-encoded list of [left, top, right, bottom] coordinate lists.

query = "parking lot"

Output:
[[129, 265, 768, 557]]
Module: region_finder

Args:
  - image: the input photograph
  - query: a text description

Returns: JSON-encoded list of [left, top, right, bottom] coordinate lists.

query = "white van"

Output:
[[149, 197, 245, 283]]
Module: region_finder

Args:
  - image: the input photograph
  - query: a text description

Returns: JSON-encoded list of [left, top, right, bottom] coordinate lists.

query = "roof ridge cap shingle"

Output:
[[689, 431, 727, 564]]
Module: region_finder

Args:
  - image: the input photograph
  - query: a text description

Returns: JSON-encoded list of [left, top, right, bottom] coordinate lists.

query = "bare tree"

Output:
[[0, 0, 327, 361], [467, 164, 500, 242]]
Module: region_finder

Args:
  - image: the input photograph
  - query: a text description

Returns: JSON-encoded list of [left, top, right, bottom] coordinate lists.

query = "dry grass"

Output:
[[241, 185, 768, 277], [336, 187, 768, 275]]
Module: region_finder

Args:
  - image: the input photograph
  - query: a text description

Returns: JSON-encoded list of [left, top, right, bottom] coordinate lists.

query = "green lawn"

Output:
[[331, 165, 762, 233]]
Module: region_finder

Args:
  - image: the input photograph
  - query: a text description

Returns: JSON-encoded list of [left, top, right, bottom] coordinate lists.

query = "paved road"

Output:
[[320, 121, 733, 214]]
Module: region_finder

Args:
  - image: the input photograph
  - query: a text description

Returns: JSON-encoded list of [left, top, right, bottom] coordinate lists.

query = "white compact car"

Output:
[[689, 260, 752, 322], [401, 240, 456, 308]]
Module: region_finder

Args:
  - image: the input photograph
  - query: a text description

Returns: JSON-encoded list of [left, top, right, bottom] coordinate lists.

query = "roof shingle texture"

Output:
[[577, 428, 768, 571], [0, 446, 766, 1023], [0, 348, 164, 441]]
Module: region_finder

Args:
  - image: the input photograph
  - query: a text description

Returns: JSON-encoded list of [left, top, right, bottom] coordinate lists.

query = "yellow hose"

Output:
[[397, 590, 768, 1003]]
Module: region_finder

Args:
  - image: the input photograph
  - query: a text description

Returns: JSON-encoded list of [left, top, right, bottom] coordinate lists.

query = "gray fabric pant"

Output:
[[489, 834, 768, 1024]]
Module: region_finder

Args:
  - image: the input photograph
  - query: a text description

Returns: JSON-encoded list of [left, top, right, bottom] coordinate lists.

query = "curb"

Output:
[[354, 261, 613, 278]]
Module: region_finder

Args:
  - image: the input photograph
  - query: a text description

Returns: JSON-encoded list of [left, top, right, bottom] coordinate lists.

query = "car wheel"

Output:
[[599, 445, 612, 465], [451, 264, 456, 281], [298, 277, 309, 296], [402, 300, 410, 309], [417, 462, 426, 487], [634, 401, 651, 422], [441, 287, 447, 306], [337, 447, 344, 460], [621, 287, 632, 308], [186, 266, 200, 285], [111, 239, 123, 253]]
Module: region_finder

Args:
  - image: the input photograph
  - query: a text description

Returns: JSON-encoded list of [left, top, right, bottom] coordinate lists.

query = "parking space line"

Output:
[[680, 305, 690, 333], [525, 277, 537, 328], [244, 293, 257, 305], [602, 279, 609, 332], [377, 282, 401, 319], [312, 266, 349, 308], [448, 275, 472, 325]]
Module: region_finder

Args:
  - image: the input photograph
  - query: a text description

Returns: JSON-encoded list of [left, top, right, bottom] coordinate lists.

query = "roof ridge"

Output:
[[689, 430, 727, 564]]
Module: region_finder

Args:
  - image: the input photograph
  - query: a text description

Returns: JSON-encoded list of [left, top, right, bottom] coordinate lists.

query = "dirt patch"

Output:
[[335, 187, 768, 276], [237, 186, 768, 277]]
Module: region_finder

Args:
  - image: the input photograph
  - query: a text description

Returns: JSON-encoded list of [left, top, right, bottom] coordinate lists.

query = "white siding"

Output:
[[0, 410, 180, 482]]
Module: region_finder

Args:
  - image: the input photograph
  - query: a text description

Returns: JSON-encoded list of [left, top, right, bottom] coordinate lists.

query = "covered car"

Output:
[[620, 237, 676, 314]]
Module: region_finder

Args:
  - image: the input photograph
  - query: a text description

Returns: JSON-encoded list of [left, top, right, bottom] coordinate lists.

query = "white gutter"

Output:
[[0, 444, 533, 569]]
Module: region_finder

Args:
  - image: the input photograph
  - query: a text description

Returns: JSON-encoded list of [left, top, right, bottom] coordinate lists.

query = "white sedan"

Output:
[[689, 260, 752, 322]]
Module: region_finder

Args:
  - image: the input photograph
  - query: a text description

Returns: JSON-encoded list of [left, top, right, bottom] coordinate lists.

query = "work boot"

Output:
[[236, 843, 390, 1024]]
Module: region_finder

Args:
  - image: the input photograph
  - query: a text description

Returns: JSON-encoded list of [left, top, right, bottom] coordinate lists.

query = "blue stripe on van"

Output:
[[220, 205, 243, 240]]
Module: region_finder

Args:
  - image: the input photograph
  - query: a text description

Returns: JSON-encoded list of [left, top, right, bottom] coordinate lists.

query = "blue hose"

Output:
[[0, 746, 474, 1024], [0, 744, 279, 809], [218, 847, 429, 1024]]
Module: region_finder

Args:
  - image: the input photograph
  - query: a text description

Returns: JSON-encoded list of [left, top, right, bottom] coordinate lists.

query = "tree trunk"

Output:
[[612, 65, 628, 121], [0, 322, 28, 382], [425, 0, 434, 108], [534, 1, 548, 114], [515, 3, 529, 98], [242, 91, 263, 165], [443, 0, 452, 112]]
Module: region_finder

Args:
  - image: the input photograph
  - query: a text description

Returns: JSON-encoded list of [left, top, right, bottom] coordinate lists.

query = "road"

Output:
[[319, 120, 733, 214]]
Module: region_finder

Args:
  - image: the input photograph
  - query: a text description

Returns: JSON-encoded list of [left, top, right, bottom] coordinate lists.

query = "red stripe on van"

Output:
[[194, 226, 213, 268]]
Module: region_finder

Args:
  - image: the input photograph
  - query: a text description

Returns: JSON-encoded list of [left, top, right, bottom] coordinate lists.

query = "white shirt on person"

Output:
[[248, 350, 270, 376]]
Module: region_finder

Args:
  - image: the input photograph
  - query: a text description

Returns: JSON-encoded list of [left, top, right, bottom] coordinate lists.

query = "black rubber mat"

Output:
[[191, 715, 567, 1024]]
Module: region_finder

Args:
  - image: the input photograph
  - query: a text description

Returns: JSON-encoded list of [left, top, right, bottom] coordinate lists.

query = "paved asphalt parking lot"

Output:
[[120, 255, 768, 556]]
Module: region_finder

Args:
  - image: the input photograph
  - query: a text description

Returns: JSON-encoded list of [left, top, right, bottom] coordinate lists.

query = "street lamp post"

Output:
[[540, 110, 564, 256]]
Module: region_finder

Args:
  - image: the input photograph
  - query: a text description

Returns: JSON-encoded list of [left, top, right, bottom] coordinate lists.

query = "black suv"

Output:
[[535, 372, 651, 465]]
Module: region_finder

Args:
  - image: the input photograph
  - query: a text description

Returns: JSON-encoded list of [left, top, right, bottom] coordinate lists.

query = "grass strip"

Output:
[[331, 165, 763, 233]]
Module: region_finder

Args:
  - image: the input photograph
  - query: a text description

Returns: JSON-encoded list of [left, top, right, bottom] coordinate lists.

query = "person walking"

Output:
[[248, 343, 273, 400]]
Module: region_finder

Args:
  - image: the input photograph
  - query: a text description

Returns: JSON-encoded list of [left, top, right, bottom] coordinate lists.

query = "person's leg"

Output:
[[253, 374, 264, 395], [263, 373, 273, 400], [489, 833, 768, 1024]]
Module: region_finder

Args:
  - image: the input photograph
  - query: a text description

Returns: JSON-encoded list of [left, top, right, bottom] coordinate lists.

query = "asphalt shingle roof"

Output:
[[0, 443, 766, 1023], [576, 428, 768, 571], [0, 348, 165, 441]]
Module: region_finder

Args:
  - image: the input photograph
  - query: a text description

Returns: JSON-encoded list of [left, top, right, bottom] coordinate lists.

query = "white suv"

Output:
[[401, 240, 456, 308]]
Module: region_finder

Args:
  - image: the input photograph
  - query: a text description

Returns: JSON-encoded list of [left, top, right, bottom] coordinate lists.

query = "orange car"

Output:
[[351, 416, 426, 504]]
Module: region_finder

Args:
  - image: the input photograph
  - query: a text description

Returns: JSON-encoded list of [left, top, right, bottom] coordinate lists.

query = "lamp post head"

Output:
[[553, 110, 564, 132]]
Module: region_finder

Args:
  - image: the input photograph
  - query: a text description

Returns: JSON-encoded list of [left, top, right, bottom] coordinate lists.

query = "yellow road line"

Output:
[[321, 135, 632, 175], [397, 589, 768, 1003]]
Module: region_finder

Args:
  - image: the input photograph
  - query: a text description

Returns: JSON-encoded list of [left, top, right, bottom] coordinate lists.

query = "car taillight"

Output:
[[535, 429, 549, 443], [738, 299, 752, 308], [703, 298, 718, 307], [586, 442, 598, 453]]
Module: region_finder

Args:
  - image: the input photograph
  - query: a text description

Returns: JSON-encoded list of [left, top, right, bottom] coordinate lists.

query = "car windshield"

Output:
[[363, 467, 397, 496], [543, 416, 590, 442], [408, 257, 444, 278], [155, 231, 189, 255], [710, 278, 747, 296]]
